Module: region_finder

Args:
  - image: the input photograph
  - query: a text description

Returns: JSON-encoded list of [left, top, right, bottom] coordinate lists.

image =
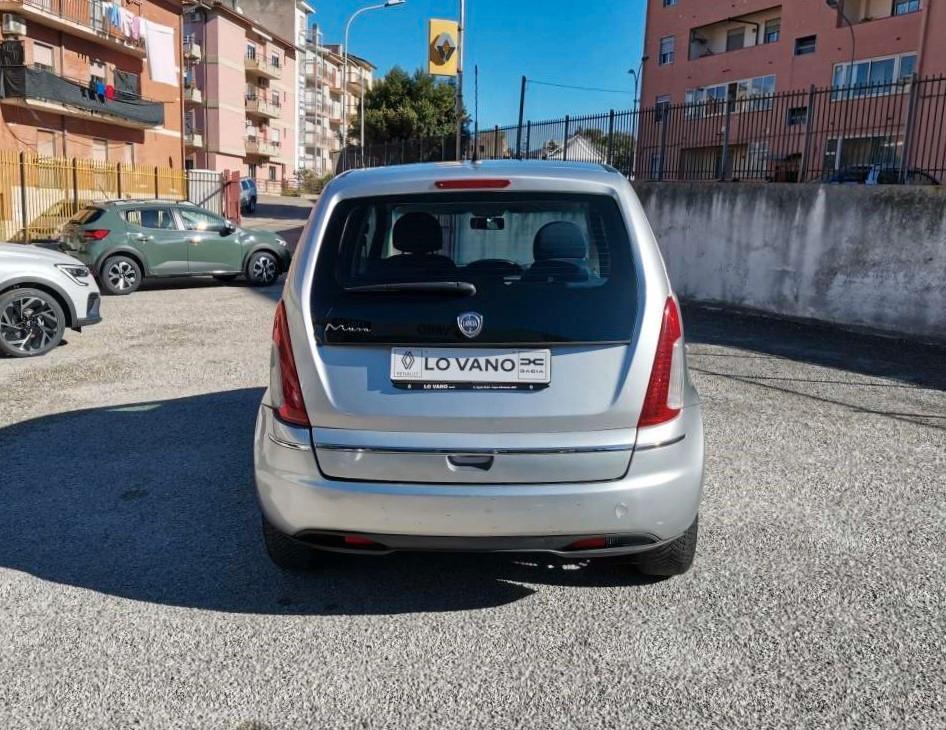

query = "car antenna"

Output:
[[471, 64, 479, 163]]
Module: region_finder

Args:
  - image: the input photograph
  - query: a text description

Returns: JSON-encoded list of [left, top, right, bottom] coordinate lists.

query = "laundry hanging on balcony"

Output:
[[101, 3, 142, 41]]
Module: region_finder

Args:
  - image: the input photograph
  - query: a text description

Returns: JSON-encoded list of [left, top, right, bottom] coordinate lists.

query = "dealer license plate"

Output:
[[390, 348, 551, 391]]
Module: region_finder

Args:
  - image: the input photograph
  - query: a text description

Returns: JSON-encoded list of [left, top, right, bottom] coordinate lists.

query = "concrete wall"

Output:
[[634, 183, 946, 342]]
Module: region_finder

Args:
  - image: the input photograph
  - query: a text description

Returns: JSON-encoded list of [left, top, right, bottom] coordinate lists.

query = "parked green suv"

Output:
[[59, 200, 292, 295]]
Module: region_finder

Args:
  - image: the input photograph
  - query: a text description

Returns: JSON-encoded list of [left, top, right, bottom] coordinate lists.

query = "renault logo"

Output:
[[457, 312, 484, 339]]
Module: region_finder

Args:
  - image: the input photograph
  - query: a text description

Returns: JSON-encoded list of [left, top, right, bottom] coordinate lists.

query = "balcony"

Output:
[[0, 65, 164, 128], [689, 7, 781, 61], [245, 94, 280, 119], [841, 0, 921, 23], [244, 54, 282, 80], [0, 0, 146, 57], [184, 37, 202, 61], [185, 131, 204, 148], [184, 86, 203, 105], [245, 136, 279, 157]]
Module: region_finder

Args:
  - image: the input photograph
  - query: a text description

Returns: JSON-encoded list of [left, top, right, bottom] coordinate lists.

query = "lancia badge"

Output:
[[457, 311, 484, 339]]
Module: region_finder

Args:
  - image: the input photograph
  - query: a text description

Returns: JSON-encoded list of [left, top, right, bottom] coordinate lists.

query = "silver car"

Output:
[[254, 161, 704, 577], [0, 243, 102, 357]]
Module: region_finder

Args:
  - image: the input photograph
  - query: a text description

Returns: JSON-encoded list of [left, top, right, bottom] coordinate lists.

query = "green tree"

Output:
[[351, 67, 467, 144]]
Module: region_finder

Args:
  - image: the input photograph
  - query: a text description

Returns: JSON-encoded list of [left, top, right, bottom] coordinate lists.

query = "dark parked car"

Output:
[[59, 200, 291, 295], [240, 178, 258, 214], [829, 165, 940, 185]]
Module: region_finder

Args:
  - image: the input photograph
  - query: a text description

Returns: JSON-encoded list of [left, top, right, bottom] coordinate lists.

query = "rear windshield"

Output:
[[69, 207, 104, 225], [312, 193, 639, 346]]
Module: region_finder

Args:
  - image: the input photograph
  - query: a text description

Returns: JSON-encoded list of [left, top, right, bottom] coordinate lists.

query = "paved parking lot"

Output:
[[1, 202, 944, 728]]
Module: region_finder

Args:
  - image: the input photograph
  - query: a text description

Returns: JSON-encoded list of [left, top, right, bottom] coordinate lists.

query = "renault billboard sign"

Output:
[[428, 19, 459, 77]]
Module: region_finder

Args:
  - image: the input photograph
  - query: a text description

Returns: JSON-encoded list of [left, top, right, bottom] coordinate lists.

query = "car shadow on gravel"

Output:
[[0, 388, 652, 616]]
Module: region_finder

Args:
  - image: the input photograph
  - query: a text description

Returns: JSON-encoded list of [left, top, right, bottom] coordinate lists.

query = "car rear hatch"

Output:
[[304, 190, 643, 484], [59, 206, 106, 253]]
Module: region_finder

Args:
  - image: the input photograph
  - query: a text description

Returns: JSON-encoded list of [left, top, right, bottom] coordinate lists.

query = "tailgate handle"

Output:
[[447, 454, 494, 471]]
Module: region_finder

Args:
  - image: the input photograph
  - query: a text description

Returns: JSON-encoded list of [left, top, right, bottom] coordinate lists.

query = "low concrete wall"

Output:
[[634, 183, 946, 342]]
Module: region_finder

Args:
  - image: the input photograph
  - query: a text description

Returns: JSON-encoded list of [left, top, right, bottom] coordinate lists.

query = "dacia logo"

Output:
[[457, 312, 483, 339]]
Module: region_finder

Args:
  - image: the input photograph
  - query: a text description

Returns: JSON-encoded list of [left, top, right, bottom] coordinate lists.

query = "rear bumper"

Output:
[[254, 405, 704, 555]]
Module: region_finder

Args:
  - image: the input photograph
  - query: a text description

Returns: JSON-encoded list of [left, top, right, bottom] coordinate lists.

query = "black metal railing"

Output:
[[340, 75, 946, 184], [0, 65, 165, 127]]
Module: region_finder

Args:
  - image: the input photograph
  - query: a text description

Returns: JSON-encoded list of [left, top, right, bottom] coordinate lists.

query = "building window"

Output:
[[114, 70, 140, 100], [685, 74, 776, 117], [893, 0, 920, 15], [268, 166, 277, 181], [91, 139, 108, 162], [658, 35, 675, 65], [123, 143, 134, 165], [271, 53, 281, 68], [271, 90, 281, 107], [726, 27, 745, 52], [655, 95, 671, 121], [36, 129, 56, 157], [794, 35, 817, 55], [246, 44, 257, 60], [90, 60, 106, 83], [663, 0, 677, 5], [32, 42, 54, 72], [763, 18, 781, 44], [787, 107, 808, 126], [247, 163, 258, 178], [832, 53, 918, 98]]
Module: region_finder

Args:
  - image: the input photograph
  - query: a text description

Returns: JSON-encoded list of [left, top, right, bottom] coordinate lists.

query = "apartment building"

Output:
[[639, 0, 945, 180], [182, 0, 296, 190], [233, 0, 312, 173], [302, 41, 373, 176], [0, 0, 184, 167], [642, 0, 942, 104]]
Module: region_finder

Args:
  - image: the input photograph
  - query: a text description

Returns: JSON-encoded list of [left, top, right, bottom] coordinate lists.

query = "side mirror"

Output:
[[222, 221, 237, 236]]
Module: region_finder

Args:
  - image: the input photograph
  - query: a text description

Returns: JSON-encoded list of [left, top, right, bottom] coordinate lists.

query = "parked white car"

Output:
[[0, 243, 102, 357]]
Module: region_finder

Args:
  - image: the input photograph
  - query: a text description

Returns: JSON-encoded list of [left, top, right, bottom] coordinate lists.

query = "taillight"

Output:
[[81, 229, 110, 240], [638, 297, 685, 428], [272, 300, 309, 426], [434, 178, 511, 189]]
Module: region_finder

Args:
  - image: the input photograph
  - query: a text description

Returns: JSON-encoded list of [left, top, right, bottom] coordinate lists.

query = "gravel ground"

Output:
[[1, 202, 944, 728]]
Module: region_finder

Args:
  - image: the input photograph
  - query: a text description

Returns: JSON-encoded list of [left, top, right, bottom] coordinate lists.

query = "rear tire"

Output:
[[100, 255, 142, 295], [262, 515, 315, 570], [0, 287, 66, 358], [246, 251, 280, 287], [633, 516, 698, 577]]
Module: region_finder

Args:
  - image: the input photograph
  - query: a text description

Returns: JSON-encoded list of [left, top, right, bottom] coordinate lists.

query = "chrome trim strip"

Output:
[[314, 444, 634, 455], [268, 433, 311, 451], [634, 434, 686, 452]]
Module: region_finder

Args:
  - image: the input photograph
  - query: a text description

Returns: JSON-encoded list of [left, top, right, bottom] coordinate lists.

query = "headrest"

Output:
[[393, 212, 443, 254], [533, 222, 588, 261]]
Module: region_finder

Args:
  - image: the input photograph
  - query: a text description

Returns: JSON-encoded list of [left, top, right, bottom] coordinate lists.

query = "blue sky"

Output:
[[309, 0, 647, 127]]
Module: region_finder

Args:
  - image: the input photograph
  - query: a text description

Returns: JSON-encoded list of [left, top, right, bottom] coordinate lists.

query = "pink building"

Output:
[[182, 0, 297, 191]]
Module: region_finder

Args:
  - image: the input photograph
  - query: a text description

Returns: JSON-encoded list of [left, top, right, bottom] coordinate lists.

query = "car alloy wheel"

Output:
[[250, 253, 278, 286], [0, 290, 65, 357], [106, 260, 138, 292]]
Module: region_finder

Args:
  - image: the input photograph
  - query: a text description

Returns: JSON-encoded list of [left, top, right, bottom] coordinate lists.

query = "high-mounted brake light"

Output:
[[638, 297, 685, 428], [435, 178, 511, 190], [82, 229, 110, 241], [272, 300, 309, 426]]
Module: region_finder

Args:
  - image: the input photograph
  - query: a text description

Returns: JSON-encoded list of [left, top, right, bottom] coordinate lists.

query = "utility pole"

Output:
[[455, 0, 465, 160], [515, 75, 526, 159]]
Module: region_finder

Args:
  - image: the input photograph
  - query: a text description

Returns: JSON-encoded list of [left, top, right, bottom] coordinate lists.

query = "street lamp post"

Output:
[[342, 0, 406, 168], [826, 0, 856, 95], [455, 0, 466, 160]]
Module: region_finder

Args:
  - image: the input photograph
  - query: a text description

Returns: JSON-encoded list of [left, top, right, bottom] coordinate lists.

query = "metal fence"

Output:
[[350, 75, 946, 185], [0, 152, 234, 242]]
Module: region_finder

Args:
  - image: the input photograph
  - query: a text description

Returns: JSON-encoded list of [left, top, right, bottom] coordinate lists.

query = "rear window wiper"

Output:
[[343, 281, 477, 296]]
